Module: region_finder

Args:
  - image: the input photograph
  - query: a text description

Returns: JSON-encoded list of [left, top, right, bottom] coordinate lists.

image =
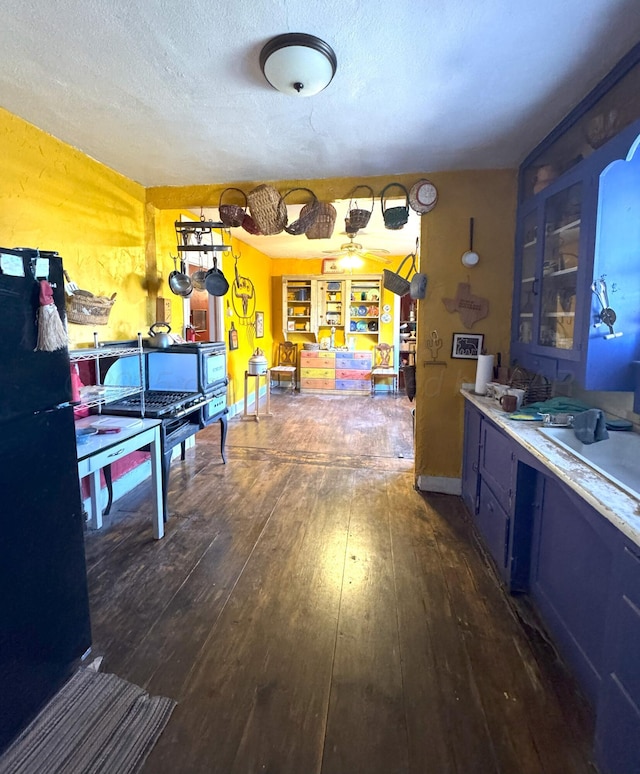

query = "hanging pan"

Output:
[[461, 218, 480, 267], [410, 239, 427, 300], [168, 256, 192, 297], [205, 258, 230, 296]]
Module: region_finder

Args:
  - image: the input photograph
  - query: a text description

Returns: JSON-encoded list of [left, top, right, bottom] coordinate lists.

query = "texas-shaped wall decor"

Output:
[[442, 282, 489, 329]]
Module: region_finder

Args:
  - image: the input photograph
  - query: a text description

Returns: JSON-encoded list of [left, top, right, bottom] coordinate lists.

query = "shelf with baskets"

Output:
[[69, 333, 144, 411]]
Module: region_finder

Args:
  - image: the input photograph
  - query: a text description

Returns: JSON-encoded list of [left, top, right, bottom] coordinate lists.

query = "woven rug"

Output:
[[0, 667, 176, 774]]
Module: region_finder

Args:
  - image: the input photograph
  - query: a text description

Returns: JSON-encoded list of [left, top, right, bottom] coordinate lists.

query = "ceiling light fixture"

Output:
[[259, 33, 337, 97]]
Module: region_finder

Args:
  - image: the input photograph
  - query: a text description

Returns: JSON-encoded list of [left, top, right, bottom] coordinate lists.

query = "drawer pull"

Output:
[[107, 448, 126, 459]]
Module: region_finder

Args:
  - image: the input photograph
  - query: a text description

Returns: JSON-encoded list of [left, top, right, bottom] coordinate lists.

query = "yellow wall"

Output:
[[413, 170, 517, 484], [1, 111, 517, 485], [223, 235, 274, 411], [0, 107, 148, 347]]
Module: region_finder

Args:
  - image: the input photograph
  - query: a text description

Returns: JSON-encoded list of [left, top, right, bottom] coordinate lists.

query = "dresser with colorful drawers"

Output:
[[300, 350, 372, 393]]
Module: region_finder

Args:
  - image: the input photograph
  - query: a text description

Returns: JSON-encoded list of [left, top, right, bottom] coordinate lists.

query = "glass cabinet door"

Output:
[[317, 280, 344, 329], [539, 182, 582, 350], [516, 210, 538, 345]]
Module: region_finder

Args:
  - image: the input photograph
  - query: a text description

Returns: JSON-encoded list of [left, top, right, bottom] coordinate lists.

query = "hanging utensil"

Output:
[[204, 257, 230, 297], [591, 276, 622, 339], [461, 218, 480, 267], [168, 255, 192, 297]]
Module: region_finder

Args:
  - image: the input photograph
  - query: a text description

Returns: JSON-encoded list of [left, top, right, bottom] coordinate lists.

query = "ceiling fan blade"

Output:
[[362, 252, 392, 264]]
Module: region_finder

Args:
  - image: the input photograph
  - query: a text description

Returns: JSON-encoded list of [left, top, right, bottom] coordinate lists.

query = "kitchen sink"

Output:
[[538, 426, 640, 501]]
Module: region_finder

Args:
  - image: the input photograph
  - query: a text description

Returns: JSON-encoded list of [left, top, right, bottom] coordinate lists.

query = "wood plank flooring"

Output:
[[84, 392, 597, 774]]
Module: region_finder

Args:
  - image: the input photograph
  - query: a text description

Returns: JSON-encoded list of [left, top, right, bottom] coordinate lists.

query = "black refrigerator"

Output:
[[0, 247, 92, 753]]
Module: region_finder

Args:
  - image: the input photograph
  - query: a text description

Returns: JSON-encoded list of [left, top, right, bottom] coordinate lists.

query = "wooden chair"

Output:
[[371, 343, 398, 395], [270, 341, 298, 392]]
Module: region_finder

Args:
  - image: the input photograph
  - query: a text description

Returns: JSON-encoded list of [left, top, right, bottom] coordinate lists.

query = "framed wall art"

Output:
[[255, 311, 264, 339], [228, 322, 239, 351], [451, 332, 484, 359]]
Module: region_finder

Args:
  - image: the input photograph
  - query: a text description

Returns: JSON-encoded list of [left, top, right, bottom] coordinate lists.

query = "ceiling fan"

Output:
[[322, 235, 391, 266]]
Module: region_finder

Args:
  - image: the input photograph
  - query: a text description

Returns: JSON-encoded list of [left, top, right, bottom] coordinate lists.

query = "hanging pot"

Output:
[[168, 256, 193, 297], [204, 258, 230, 296], [147, 322, 173, 348], [409, 238, 427, 299]]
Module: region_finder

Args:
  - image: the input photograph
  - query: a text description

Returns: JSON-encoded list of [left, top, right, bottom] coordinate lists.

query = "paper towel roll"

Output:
[[474, 354, 494, 395]]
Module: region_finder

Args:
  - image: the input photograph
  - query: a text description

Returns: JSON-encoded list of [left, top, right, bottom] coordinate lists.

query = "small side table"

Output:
[[243, 370, 273, 421]]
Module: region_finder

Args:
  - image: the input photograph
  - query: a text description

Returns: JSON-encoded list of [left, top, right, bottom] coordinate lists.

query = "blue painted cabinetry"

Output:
[[461, 402, 515, 584], [529, 473, 618, 705], [461, 401, 482, 515], [595, 540, 640, 774], [511, 43, 640, 390], [462, 396, 640, 773]]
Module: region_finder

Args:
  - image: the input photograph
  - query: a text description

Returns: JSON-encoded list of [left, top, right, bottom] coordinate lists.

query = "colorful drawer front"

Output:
[[336, 369, 371, 380], [336, 379, 370, 391], [335, 359, 371, 371], [301, 367, 334, 379], [301, 351, 336, 362], [300, 378, 336, 390]]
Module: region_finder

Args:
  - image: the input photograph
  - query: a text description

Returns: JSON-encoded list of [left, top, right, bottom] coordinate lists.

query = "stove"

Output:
[[105, 390, 208, 419]]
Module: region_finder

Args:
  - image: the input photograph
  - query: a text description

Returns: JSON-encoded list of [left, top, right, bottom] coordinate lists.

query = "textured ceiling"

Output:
[[2, 0, 640, 194]]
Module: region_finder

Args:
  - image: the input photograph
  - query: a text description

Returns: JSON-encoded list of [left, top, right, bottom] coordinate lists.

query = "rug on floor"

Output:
[[0, 667, 176, 774]]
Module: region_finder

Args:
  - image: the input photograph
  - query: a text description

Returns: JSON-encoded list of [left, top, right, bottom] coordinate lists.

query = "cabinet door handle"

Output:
[[625, 544, 640, 562], [532, 278, 539, 296], [472, 462, 478, 472]]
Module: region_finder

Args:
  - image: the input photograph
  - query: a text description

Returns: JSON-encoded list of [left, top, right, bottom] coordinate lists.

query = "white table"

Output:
[[243, 369, 273, 421], [75, 416, 164, 539]]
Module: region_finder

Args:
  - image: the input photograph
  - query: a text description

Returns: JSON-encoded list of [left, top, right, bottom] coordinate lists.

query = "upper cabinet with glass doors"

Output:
[[511, 43, 640, 390]]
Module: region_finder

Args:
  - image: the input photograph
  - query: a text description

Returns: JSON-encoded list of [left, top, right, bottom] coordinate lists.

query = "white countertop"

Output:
[[463, 389, 640, 548]]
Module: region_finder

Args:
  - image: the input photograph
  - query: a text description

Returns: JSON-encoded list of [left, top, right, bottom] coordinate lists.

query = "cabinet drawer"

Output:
[[336, 379, 370, 391], [336, 368, 371, 380], [300, 351, 335, 363], [77, 429, 155, 477], [479, 420, 514, 513], [477, 479, 510, 572], [300, 378, 335, 390], [335, 358, 370, 371], [300, 367, 334, 379]]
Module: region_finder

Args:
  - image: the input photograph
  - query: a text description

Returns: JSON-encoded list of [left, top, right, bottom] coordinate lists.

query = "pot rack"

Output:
[[174, 215, 232, 255]]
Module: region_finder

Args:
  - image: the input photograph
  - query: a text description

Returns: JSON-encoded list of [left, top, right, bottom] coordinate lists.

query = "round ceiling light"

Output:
[[259, 33, 337, 97]]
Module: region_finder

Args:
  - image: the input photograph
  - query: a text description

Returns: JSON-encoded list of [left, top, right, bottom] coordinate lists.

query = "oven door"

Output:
[[200, 389, 227, 427], [202, 349, 227, 392]]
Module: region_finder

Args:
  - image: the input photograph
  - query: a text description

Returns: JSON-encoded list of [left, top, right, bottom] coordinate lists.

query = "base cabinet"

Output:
[[529, 474, 617, 705], [595, 541, 640, 774], [461, 401, 482, 515], [463, 396, 640, 774]]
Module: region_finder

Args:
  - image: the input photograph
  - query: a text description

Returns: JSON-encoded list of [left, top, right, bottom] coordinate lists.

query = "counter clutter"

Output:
[[462, 388, 640, 549]]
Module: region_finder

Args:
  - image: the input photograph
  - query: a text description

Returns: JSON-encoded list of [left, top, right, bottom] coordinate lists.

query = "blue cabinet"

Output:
[[461, 402, 515, 583], [511, 43, 640, 390], [595, 541, 640, 774], [512, 121, 640, 388], [461, 401, 482, 515], [462, 397, 640, 772], [529, 473, 618, 705]]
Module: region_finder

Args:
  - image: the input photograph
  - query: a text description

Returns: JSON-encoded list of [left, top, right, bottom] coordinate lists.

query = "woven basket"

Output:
[[283, 188, 320, 235], [241, 212, 261, 235], [247, 184, 288, 235], [509, 366, 553, 406], [346, 185, 374, 232], [67, 290, 116, 326], [382, 252, 415, 297], [305, 201, 336, 239], [381, 182, 410, 230], [218, 188, 247, 228]]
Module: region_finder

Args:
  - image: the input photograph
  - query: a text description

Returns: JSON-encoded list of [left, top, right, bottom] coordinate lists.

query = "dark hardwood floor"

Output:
[[84, 392, 597, 773]]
